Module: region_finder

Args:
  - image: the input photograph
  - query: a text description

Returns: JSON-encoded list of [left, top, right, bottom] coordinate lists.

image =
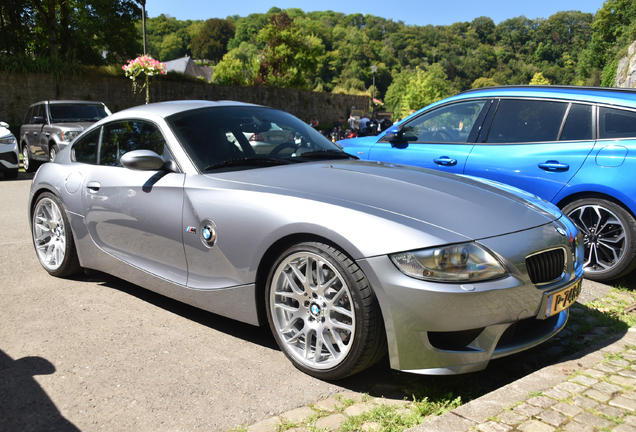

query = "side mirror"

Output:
[[384, 125, 400, 142], [32, 116, 45, 125], [120, 150, 165, 171], [0, 122, 9, 129]]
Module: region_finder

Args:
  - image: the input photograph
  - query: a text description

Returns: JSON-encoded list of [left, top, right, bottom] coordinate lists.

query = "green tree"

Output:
[[190, 18, 235, 62], [472, 77, 499, 88], [385, 64, 453, 118], [256, 11, 324, 88], [529, 71, 550, 84], [212, 42, 259, 85], [159, 33, 183, 61], [25, 0, 142, 64]]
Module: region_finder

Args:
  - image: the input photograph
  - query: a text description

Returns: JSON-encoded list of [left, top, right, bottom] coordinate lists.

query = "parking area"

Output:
[[0, 173, 621, 431]]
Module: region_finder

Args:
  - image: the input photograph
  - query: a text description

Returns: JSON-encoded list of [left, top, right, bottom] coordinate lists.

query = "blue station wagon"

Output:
[[340, 86, 636, 282]]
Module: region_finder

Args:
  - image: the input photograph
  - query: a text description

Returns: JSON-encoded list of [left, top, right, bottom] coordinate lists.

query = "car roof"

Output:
[[108, 100, 263, 120], [450, 85, 636, 110]]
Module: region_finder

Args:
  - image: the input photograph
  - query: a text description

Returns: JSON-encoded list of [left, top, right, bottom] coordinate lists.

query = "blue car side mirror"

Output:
[[385, 126, 400, 141]]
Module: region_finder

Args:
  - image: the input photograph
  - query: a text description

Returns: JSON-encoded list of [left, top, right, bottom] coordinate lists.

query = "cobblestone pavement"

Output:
[[237, 284, 636, 432]]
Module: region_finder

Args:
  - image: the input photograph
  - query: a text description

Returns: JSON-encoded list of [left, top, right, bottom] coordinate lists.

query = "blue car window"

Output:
[[486, 99, 568, 143], [599, 107, 636, 139], [560, 104, 593, 141], [401, 100, 486, 143]]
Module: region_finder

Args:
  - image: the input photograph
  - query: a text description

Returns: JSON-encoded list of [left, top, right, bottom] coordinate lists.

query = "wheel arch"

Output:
[[253, 233, 368, 327], [28, 184, 62, 227], [556, 192, 636, 220]]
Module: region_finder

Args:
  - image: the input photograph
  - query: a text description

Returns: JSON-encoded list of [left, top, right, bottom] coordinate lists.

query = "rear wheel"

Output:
[[31, 192, 80, 277], [265, 242, 386, 380], [562, 198, 636, 281]]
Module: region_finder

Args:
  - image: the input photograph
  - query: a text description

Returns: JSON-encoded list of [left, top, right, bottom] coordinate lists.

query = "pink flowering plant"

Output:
[[122, 55, 167, 104]]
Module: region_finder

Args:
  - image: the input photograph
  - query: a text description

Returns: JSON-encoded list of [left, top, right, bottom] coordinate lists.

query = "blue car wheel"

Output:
[[563, 198, 636, 281]]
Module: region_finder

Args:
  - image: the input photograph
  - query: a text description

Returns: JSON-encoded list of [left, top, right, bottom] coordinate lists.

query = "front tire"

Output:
[[562, 198, 636, 281], [22, 144, 36, 172], [265, 242, 386, 380], [49, 144, 59, 162], [31, 192, 80, 277]]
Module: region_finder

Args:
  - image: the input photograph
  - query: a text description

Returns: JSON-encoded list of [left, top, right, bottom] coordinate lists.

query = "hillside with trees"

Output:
[[3, 1, 636, 117]]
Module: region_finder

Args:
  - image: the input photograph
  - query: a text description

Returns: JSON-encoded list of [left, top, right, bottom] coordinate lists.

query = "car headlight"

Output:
[[58, 131, 80, 142], [390, 242, 508, 283], [0, 135, 16, 144]]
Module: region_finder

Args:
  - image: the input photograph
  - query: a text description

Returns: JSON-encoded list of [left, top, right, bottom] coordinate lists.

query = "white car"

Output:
[[0, 121, 19, 179]]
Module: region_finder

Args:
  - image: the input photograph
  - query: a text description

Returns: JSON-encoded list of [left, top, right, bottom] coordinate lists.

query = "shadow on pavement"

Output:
[[1, 171, 34, 182], [67, 269, 636, 411], [335, 273, 636, 406], [0, 350, 80, 431], [76, 271, 280, 351]]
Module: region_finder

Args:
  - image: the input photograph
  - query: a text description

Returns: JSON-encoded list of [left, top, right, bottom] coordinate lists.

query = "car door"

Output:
[[79, 119, 188, 285], [464, 99, 596, 202], [24, 104, 46, 159], [367, 99, 489, 173]]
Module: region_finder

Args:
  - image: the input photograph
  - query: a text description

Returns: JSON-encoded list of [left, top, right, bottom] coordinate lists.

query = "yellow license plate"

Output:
[[544, 279, 582, 318]]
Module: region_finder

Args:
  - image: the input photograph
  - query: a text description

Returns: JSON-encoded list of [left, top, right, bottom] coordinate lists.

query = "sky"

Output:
[[145, 0, 606, 26]]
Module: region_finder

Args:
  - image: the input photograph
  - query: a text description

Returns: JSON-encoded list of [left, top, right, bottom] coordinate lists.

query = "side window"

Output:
[[401, 100, 486, 143], [24, 107, 33, 124], [486, 100, 568, 143], [599, 107, 636, 139], [99, 120, 166, 166], [31, 105, 41, 123], [560, 104, 593, 141], [73, 128, 101, 165]]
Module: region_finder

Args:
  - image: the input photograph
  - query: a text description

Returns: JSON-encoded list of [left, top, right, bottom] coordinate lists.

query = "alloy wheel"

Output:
[[33, 197, 67, 271], [269, 251, 355, 370], [566, 204, 626, 275]]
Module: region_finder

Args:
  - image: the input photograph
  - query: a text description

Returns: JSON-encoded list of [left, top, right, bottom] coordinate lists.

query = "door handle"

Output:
[[434, 156, 457, 166], [538, 160, 569, 172], [86, 181, 101, 192]]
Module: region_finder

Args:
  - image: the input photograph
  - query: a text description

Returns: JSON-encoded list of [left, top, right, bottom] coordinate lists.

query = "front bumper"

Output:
[[0, 141, 19, 171], [358, 220, 584, 375]]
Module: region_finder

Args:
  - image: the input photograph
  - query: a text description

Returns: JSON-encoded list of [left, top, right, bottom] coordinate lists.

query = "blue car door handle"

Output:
[[434, 156, 457, 166], [538, 160, 569, 172], [86, 181, 101, 192]]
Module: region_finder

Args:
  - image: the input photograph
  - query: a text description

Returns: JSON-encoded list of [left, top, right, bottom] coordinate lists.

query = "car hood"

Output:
[[53, 121, 96, 131], [209, 160, 561, 241]]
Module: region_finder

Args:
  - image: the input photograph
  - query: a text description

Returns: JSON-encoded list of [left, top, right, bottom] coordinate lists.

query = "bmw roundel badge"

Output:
[[555, 226, 567, 237], [199, 219, 217, 248]]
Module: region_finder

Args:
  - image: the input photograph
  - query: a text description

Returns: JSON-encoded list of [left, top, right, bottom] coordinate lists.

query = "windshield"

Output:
[[166, 106, 347, 172], [50, 104, 110, 122]]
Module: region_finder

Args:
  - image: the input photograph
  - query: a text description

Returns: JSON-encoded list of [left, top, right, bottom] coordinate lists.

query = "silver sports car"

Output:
[[28, 101, 584, 380]]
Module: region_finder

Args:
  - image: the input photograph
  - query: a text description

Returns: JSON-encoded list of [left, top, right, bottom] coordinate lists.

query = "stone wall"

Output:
[[615, 41, 636, 88], [0, 72, 368, 127]]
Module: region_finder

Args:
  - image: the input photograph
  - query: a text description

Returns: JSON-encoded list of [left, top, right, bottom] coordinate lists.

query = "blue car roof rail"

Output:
[[460, 85, 636, 95]]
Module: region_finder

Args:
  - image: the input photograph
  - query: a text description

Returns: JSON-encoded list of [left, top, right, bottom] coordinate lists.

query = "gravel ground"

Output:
[[0, 173, 622, 432]]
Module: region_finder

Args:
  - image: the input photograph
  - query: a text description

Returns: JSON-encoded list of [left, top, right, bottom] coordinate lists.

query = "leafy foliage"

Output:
[[255, 12, 324, 89], [0, 0, 142, 64], [190, 18, 236, 62], [7, 2, 636, 113]]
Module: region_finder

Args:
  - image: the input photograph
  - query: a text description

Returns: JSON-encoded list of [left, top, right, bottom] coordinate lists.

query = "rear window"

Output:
[[486, 99, 568, 143], [599, 107, 636, 139]]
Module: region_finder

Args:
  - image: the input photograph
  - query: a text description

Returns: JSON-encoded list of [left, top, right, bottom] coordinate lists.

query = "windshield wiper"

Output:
[[204, 157, 295, 171], [295, 149, 359, 160]]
